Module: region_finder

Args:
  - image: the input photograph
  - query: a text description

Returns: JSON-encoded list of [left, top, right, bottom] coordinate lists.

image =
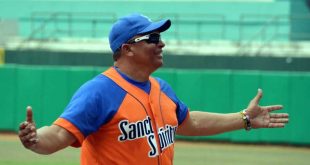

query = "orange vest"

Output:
[[55, 67, 187, 165]]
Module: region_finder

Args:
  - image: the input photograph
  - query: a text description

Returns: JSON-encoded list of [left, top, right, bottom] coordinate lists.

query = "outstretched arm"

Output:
[[177, 89, 289, 136], [19, 106, 76, 154]]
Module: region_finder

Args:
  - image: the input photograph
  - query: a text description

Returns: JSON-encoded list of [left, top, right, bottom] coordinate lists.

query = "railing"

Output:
[[24, 12, 310, 40], [18, 12, 310, 55], [150, 13, 227, 41], [26, 12, 117, 40], [22, 12, 228, 41]]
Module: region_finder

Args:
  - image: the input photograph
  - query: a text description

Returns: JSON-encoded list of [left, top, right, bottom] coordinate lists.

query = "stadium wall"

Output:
[[5, 49, 310, 71], [0, 64, 309, 145]]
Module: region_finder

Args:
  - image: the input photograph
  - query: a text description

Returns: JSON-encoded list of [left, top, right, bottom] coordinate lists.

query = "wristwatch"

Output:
[[240, 110, 251, 131]]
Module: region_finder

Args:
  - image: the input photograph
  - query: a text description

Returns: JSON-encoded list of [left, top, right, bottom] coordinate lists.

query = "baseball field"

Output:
[[1, 132, 309, 165]]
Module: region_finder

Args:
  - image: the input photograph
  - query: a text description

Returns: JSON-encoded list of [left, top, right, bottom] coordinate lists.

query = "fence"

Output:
[[1, 64, 309, 145]]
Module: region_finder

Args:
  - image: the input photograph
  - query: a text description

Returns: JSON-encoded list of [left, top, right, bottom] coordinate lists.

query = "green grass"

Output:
[[174, 141, 310, 165], [1, 135, 310, 165], [0, 140, 79, 165]]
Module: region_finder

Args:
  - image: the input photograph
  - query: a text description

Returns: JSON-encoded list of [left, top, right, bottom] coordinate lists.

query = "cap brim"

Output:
[[139, 19, 171, 34]]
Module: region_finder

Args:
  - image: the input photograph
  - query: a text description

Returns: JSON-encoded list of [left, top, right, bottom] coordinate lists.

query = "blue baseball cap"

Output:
[[109, 13, 171, 53]]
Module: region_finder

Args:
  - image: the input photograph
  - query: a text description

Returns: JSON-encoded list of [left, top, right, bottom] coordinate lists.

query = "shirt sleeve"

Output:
[[54, 75, 126, 146], [155, 77, 189, 125]]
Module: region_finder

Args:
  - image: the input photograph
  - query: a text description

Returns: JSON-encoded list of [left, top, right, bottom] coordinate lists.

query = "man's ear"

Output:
[[122, 44, 134, 57]]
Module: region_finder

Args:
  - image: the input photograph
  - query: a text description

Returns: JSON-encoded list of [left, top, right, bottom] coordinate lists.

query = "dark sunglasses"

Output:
[[127, 33, 161, 44]]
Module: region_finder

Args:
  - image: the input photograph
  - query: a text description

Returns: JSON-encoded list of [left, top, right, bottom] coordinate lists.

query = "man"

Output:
[[19, 13, 289, 165]]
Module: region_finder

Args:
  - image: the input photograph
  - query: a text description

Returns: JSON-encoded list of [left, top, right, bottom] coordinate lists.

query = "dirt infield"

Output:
[[2, 132, 310, 165], [0, 132, 19, 141], [2, 132, 309, 150]]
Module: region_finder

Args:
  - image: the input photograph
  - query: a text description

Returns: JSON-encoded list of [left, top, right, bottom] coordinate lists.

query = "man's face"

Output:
[[127, 32, 165, 70]]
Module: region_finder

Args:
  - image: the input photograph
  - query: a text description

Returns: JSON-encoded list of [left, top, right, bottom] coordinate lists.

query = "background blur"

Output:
[[0, 0, 310, 147]]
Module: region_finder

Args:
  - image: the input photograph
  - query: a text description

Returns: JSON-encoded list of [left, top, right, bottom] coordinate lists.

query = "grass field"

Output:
[[1, 133, 310, 165]]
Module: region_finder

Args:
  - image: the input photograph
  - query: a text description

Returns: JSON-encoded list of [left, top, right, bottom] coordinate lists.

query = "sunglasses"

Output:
[[127, 33, 161, 44]]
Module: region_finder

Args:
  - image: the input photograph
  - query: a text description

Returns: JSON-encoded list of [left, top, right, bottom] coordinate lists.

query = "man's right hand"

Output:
[[19, 106, 39, 149]]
